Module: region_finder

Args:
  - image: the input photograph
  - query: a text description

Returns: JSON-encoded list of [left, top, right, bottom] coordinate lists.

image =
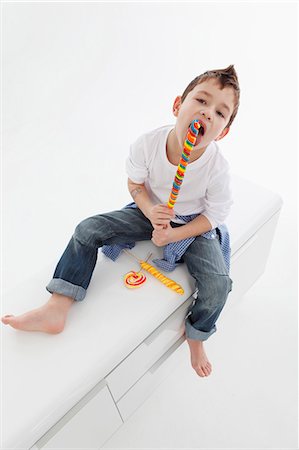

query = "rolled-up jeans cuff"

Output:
[[184, 317, 217, 341], [46, 279, 86, 302]]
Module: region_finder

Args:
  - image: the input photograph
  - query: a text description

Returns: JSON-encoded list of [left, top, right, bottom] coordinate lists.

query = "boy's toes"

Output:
[[192, 363, 212, 377], [205, 366, 212, 377], [1, 315, 15, 324], [202, 366, 210, 377], [192, 364, 206, 377]]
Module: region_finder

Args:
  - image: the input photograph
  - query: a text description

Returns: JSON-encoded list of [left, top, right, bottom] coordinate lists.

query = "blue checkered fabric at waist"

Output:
[[101, 203, 231, 272]]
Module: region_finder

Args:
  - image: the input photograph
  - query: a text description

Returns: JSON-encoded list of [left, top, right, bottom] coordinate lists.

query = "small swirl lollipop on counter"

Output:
[[124, 271, 147, 289], [123, 250, 184, 295]]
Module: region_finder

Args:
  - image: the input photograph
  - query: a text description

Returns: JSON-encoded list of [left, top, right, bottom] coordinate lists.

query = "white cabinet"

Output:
[[116, 335, 186, 421], [105, 297, 193, 402], [26, 204, 283, 450], [17, 177, 282, 450], [229, 211, 280, 302], [31, 380, 122, 449]]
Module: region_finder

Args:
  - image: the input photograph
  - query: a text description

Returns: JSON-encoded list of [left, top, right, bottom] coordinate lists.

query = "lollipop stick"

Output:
[[122, 249, 141, 263]]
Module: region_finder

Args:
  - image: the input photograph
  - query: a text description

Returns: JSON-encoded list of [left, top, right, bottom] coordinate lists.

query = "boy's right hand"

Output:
[[147, 204, 175, 230]]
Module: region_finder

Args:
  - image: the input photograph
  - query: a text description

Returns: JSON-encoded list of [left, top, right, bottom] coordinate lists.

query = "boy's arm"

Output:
[[172, 214, 212, 240], [152, 214, 212, 247], [127, 178, 154, 219], [128, 178, 174, 229]]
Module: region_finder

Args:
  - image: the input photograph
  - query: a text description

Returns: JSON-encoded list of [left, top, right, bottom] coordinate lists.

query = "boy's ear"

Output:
[[172, 96, 182, 116], [215, 127, 230, 141]]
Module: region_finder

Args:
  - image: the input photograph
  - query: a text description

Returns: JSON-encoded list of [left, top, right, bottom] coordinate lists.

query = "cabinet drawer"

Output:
[[31, 380, 122, 449], [106, 297, 193, 402], [229, 211, 280, 301], [117, 335, 185, 421]]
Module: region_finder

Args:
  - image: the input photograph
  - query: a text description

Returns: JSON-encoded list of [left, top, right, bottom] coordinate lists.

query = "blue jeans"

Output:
[[46, 207, 232, 341]]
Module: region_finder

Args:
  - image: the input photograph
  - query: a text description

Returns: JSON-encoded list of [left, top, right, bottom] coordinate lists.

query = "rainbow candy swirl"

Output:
[[167, 119, 201, 209]]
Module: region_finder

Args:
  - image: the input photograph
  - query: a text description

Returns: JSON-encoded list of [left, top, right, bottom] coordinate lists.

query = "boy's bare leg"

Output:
[[186, 337, 212, 377], [1, 293, 74, 334]]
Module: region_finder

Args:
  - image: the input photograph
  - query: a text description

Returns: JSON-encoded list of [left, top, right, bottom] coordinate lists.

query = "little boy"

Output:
[[2, 65, 240, 378]]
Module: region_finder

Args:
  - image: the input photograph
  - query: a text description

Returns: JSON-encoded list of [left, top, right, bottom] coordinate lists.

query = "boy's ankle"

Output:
[[48, 293, 74, 309]]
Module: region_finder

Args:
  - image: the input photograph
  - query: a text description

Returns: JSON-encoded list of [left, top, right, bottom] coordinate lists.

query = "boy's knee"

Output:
[[212, 274, 232, 303], [197, 273, 232, 307], [221, 274, 233, 295], [74, 216, 108, 246], [74, 218, 94, 246]]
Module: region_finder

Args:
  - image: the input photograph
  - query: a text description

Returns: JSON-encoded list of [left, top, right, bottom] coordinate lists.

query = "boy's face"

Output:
[[173, 78, 236, 150]]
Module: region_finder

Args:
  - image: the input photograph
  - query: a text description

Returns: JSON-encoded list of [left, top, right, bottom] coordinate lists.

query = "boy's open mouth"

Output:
[[191, 120, 206, 146], [199, 125, 205, 136]]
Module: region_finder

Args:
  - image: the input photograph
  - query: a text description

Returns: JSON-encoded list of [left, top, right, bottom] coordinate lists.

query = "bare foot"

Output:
[[1, 294, 74, 334], [186, 337, 212, 377]]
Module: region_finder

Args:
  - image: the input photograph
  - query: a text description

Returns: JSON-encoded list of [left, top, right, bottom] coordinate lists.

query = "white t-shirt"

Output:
[[125, 124, 233, 229]]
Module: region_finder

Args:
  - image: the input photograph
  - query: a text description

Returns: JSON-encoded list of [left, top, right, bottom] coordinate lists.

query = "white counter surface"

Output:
[[2, 175, 282, 449]]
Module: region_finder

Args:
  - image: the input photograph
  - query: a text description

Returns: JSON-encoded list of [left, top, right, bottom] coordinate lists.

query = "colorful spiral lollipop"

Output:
[[167, 119, 202, 209], [124, 271, 147, 289]]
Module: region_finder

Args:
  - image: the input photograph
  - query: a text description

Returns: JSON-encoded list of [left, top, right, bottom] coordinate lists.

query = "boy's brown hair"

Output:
[[181, 65, 240, 128]]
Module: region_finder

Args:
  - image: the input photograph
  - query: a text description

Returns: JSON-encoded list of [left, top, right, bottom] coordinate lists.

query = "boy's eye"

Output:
[[197, 98, 225, 119]]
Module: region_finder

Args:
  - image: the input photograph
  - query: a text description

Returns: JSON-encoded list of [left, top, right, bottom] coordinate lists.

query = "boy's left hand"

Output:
[[151, 223, 176, 247]]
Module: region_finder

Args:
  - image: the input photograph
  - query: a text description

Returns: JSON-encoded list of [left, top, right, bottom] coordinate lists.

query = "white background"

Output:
[[2, 1, 298, 448]]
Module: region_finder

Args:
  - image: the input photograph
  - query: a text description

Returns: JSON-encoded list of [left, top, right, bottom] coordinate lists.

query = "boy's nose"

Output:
[[200, 110, 211, 121]]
